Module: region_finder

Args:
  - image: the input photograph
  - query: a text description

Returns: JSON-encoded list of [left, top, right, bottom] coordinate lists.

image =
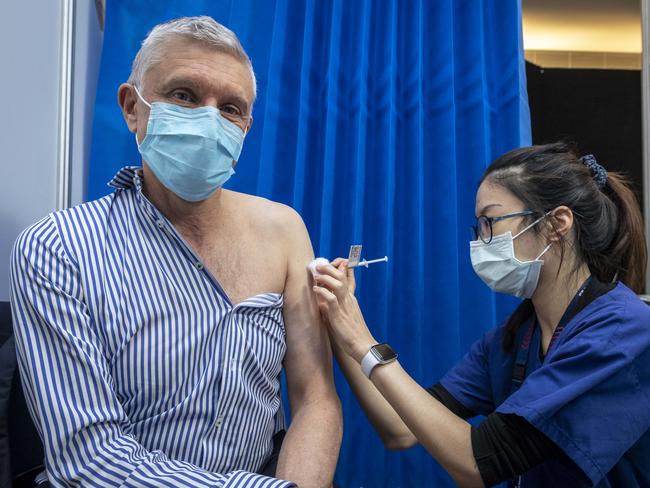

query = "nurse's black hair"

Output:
[[480, 142, 647, 351]]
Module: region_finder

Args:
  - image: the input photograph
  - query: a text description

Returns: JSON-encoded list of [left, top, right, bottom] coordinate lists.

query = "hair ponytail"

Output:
[[601, 172, 647, 293]]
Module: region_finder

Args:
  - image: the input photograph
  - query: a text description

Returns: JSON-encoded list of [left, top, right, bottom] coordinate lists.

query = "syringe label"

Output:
[[348, 245, 362, 267]]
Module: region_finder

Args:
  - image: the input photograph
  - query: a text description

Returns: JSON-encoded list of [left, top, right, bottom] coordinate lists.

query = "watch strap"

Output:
[[361, 344, 397, 378], [361, 348, 381, 378]]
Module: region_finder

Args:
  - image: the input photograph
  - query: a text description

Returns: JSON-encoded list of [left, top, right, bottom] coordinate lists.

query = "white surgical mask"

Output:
[[470, 214, 552, 298]]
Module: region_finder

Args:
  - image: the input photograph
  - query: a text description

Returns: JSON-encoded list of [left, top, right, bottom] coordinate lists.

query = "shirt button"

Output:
[[230, 359, 240, 371], [156, 219, 164, 228], [195, 262, 204, 270], [215, 415, 224, 428]]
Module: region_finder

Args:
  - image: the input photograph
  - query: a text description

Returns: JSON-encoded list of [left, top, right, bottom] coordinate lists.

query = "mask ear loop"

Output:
[[535, 242, 553, 260], [512, 211, 552, 239], [132, 85, 152, 109], [132, 85, 152, 148], [513, 211, 554, 260]]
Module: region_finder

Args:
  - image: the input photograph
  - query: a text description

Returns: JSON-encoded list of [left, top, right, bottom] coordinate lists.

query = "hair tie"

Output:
[[580, 154, 608, 189]]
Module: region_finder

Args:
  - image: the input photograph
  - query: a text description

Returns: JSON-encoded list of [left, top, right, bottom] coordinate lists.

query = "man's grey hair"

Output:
[[127, 16, 257, 99]]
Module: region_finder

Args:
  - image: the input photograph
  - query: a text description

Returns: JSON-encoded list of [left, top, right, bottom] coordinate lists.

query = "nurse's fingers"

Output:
[[312, 285, 340, 318], [316, 263, 347, 284], [324, 259, 356, 294], [339, 261, 356, 294], [313, 273, 346, 299], [330, 259, 356, 294]]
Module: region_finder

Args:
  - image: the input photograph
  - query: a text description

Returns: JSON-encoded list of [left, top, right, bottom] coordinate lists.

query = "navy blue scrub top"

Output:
[[440, 283, 650, 486]]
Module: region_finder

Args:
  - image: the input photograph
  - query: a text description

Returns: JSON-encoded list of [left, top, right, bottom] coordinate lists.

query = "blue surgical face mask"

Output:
[[469, 213, 552, 299], [133, 85, 245, 202]]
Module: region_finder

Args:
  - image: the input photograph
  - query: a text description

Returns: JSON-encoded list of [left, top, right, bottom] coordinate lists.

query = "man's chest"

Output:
[[194, 235, 287, 306]]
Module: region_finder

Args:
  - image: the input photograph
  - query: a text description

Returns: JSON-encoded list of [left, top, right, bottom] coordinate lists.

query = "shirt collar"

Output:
[[108, 166, 160, 220], [108, 166, 143, 191]]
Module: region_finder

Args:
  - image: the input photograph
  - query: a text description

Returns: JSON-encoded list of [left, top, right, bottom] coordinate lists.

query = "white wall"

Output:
[[0, 0, 104, 301]]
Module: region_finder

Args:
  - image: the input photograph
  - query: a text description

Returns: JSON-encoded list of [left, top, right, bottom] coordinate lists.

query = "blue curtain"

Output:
[[88, 1, 530, 486]]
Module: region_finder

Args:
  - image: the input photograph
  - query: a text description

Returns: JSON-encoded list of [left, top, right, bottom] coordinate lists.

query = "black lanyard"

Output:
[[510, 277, 592, 394]]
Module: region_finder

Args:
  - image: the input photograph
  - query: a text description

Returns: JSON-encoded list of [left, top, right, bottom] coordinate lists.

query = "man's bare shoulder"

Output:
[[225, 190, 306, 236]]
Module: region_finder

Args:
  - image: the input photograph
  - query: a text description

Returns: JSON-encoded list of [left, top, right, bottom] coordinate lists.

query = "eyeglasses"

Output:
[[471, 210, 535, 244]]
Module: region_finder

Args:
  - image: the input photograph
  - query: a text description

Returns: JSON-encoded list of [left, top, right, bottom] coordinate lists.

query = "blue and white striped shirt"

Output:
[[10, 167, 294, 487]]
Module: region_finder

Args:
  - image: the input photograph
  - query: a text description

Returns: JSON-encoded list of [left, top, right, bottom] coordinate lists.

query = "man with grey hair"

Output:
[[11, 16, 341, 488]]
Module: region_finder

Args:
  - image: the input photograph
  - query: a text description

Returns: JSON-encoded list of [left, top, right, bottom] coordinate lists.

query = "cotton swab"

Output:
[[308, 257, 330, 277]]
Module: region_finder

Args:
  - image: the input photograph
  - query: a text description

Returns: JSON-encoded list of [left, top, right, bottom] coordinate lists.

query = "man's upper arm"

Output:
[[281, 209, 337, 406]]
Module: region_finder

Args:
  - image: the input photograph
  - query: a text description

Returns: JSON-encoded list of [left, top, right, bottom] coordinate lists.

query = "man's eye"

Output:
[[220, 104, 242, 115], [171, 91, 194, 103]]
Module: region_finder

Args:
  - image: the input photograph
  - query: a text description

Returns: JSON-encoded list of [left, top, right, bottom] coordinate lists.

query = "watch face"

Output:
[[372, 343, 397, 362]]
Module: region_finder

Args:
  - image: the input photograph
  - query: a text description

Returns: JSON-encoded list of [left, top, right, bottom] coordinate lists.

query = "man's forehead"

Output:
[[142, 39, 254, 99], [155, 67, 247, 93]]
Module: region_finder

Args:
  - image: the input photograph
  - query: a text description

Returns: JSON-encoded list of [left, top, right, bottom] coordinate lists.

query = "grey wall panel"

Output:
[[0, 0, 63, 301], [0, 0, 104, 301]]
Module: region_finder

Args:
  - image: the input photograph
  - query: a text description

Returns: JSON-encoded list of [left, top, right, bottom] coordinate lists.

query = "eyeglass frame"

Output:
[[471, 210, 538, 244]]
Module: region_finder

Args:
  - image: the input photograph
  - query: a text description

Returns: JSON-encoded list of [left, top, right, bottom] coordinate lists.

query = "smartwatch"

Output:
[[361, 343, 398, 378]]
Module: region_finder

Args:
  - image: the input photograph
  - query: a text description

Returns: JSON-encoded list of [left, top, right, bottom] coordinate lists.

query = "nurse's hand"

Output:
[[312, 258, 377, 363]]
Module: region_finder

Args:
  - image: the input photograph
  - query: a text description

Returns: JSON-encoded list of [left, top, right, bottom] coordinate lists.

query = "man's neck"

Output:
[[141, 168, 226, 246], [532, 262, 591, 344]]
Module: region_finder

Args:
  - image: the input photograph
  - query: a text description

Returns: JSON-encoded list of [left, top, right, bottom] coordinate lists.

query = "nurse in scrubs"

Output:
[[312, 143, 650, 487]]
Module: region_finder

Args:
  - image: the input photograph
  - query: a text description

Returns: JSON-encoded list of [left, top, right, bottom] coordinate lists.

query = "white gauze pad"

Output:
[[308, 257, 330, 277]]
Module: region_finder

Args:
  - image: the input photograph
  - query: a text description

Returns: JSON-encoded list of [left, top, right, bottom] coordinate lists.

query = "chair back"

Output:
[[0, 301, 45, 486]]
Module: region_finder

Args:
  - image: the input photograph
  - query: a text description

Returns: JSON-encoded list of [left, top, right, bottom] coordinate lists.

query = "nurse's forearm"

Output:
[[332, 341, 418, 449], [370, 361, 484, 488]]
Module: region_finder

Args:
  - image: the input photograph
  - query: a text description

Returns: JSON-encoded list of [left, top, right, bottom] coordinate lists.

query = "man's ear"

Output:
[[547, 206, 574, 243], [118, 83, 139, 133]]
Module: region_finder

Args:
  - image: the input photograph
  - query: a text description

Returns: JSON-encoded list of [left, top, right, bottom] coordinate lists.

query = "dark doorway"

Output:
[[526, 61, 643, 204]]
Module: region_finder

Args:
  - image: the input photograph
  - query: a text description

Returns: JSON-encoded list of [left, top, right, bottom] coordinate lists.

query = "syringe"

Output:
[[348, 256, 389, 268], [308, 255, 389, 277]]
